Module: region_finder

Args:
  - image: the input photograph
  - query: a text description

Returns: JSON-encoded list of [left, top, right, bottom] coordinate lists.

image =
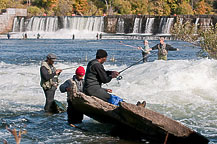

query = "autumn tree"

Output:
[[194, 0, 213, 14], [72, 0, 88, 15], [0, 0, 8, 9], [33, 0, 58, 9]]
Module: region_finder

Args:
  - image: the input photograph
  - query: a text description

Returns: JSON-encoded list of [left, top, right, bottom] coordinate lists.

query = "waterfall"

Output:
[[132, 18, 142, 33], [144, 18, 155, 34], [12, 17, 19, 32], [159, 17, 174, 34], [116, 17, 125, 33], [194, 18, 200, 33], [12, 16, 104, 33], [195, 18, 199, 26]]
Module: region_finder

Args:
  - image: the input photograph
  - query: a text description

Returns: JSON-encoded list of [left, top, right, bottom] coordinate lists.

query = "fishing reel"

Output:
[[117, 75, 123, 81]]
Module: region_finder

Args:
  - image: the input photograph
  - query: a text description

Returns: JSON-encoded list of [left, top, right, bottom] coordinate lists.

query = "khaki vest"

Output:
[[67, 79, 78, 102], [158, 43, 167, 56], [40, 61, 58, 90]]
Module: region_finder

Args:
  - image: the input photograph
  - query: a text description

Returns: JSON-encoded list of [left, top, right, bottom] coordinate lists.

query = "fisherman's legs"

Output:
[[142, 53, 148, 62], [85, 86, 110, 102], [67, 100, 83, 124], [43, 86, 56, 112], [158, 55, 167, 60]]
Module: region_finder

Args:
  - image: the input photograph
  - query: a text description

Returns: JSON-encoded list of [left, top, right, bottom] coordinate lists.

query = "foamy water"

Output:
[[8, 30, 103, 40], [0, 39, 216, 143]]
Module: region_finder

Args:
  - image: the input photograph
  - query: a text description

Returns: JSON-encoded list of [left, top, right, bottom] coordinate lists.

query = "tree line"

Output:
[[0, 0, 216, 16]]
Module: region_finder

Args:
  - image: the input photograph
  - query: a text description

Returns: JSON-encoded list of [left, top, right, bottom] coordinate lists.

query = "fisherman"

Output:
[[40, 53, 62, 113], [138, 40, 152, 62], [96, 33, 99, 40], [99, 33, 102, 39], [7, 32, 10, 39], [37, 33, 40, 39], [151, 37, 179, 60], [24, 33, 27, 39], [60, 66, 85, 124], [83, 49, 123, 106]]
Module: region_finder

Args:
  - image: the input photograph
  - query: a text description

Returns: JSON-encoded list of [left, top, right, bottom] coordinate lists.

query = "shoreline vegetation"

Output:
[[171, 17, 217, 59], [0, 0, 216, 16]]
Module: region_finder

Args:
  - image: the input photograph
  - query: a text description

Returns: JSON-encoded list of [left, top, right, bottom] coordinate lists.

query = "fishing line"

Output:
[[116, 56, 148, 82], [119, 41, 146, 53]]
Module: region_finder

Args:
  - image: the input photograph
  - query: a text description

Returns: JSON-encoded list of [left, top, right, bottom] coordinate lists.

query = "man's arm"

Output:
[[40, 66, 56, 81], [151, 44, 159, 50], [59, 80, 71, 93], [166, 44, 179, 51]]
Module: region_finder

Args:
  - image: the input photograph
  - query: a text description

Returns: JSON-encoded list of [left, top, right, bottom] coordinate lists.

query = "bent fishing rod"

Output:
[[119, 41, 147, 53], [117, 56, 148, 81]]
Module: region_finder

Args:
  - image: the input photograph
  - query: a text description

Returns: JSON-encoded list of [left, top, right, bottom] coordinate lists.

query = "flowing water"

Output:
[[0, 39, 216, 144]]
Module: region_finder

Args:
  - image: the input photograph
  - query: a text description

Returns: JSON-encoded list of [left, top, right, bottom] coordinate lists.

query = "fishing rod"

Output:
[[119, 41, 147, 53], [61, 66, 77, 71], [116, 57, 146, 81]]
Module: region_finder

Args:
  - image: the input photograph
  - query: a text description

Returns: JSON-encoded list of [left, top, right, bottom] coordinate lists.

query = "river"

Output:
[[0, 39, 216, 144]]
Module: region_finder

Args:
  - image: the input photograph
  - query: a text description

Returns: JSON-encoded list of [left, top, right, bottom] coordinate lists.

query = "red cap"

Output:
[[76, 66, 85, 76]]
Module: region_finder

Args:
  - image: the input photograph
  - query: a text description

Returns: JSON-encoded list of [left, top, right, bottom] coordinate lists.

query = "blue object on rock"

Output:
[[108, 94, 123, 106]]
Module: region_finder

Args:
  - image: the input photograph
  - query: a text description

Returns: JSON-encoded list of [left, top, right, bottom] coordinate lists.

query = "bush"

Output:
[[199, 24, 217, 58], [27, 6, 44, 16]]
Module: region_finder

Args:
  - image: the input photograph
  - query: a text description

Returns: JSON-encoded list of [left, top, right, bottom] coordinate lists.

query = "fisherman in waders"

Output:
[[83, 49, 123, 106], [138, 40, 152, 62], [151, 37, 179, 60], [40, 53, 62, 113], [60, 66, 85, 124]]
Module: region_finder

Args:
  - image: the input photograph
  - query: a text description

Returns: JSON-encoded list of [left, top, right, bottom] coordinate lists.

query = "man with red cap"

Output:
[[60, 66, 85, 124], [83, 49, 123, 105]]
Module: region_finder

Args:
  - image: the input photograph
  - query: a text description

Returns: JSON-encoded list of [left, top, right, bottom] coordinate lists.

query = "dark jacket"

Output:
[[40, 66, 56, 81], [152, 43, 177, 55], [83, 59, 112, 101]]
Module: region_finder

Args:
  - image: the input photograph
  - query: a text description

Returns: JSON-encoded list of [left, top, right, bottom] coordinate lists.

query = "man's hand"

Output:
[[111, 71, 119, 78], [137, 47, 142, 50], [106, 89, 112, 93], [56, 69, 62, 75], [66, 87, 72, 92]]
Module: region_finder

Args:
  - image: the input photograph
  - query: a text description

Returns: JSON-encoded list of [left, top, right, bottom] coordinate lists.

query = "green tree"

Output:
[[53, 0, 74, 16], [113, 0, 132, 14], [130, 0, 149, 15], [176, 1, 194, 14], [149, 0, 171, 15], [28, 6, 44, 16], [199, 24, 217, 58], [33, 0, 58, 9]]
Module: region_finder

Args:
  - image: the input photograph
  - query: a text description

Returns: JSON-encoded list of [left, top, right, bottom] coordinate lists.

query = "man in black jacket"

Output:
[[83, 49, 119, 102]]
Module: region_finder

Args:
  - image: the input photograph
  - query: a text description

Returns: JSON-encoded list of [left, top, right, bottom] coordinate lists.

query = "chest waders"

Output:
[[158, 43, 167, 60]]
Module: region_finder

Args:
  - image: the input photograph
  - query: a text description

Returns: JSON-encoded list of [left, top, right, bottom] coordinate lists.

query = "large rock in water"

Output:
[[69, 89, 209, 143]]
